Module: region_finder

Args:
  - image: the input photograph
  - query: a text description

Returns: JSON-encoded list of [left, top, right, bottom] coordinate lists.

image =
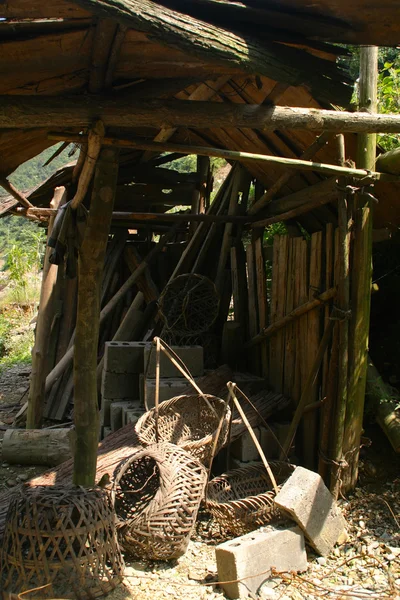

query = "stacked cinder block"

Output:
[[142, 345, 204, 408], [100, 341, 150, 438]]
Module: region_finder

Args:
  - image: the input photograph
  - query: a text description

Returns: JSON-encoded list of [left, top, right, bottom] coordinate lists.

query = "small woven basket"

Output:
[[135, 394, 230, 465], [205, 462, 295, 536], [0, 485, 124, 599], [112, 442, 207, 560]]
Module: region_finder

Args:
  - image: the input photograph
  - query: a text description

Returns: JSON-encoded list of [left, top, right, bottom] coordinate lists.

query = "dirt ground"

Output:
[[0, 364, 399, 600]]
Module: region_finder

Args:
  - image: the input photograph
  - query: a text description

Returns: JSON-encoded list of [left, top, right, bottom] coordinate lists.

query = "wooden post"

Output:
[[343, 46, 378, 492], [26, 187, 67, 429], [73, 146, 119, 487]]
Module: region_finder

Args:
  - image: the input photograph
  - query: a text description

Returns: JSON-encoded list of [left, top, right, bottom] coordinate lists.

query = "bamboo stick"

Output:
[[26, 187, 67, 429], [48, 131, 399, 182], [0, 176, 34, 209], [70, 120, 105, 210], [44, 223, 179, 393], [249, 131, 333, 214]]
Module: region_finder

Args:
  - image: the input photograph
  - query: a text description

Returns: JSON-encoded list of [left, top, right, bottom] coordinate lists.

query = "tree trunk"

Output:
[[2, 428, 75, 466], [3, 96, 400, 133], [366, 359, 400, 453], [343, 46, 378, 492], [73, 146, 119, 487]]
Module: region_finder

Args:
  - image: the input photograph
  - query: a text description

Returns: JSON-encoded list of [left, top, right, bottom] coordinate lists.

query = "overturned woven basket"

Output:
[[112, 442, 207, 561], [135, 394, 231, 465], [205, 462, 295, 536]]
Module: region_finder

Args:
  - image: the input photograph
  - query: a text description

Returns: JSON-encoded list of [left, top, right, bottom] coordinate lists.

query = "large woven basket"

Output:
[[205, 462, 295, 536], [0, 485, 124, 599], [112, 442, 207, 560], [135, 394, 230, 465]]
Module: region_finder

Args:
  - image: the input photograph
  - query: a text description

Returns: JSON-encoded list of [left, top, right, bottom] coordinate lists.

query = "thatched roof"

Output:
[[0, 0, 399, 230]]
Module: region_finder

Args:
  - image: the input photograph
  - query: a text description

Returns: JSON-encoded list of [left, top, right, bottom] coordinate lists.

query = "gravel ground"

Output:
[[0, 364, 399, 600]]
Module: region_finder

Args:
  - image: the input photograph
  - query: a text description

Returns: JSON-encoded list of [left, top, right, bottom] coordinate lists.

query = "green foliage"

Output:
[[0, 306, 34, 370], [263, 222, 287, 246]]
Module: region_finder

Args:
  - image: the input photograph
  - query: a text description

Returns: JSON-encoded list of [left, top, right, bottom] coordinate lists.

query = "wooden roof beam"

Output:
[[3, 96, 400, 133]]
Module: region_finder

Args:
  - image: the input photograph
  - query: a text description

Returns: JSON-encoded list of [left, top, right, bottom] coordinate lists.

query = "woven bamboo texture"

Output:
[[206, 462, 295, 536], [135, 394, 230, 464], [0, 485, 124, 599], [112, 442, 207, 560], [159, 273, 219, 335]]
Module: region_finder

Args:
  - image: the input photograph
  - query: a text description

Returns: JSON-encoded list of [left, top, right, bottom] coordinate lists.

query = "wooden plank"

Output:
[[275, 235, 289, 393], [246, 243, 260, 375], [230, 243, 248, 337], [302, 230, 322, 469], [283, 237, 295, 399], [254, 236, 268, 378]]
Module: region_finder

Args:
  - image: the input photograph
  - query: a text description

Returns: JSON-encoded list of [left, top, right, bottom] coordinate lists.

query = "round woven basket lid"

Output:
[[158, 273, 219, 335]]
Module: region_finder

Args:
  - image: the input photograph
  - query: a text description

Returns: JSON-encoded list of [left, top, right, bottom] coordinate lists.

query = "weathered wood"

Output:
[[48, 131, 400, 181], [26, 187, 66, 429], [254, 236, 268, 376], [366, 359, 400, 453], [88, 19, 118, 93], [230, 242, 248, 338], [2, 428, 75, 467], [124, 247, 159, 303], [73, 0, 351, 104], [71, 120, 105, 210], [249, 131, 333, 214], [45, 224, 179, 393], [0, 177, 34, 209], [343, 46, 378, 492], [73, 147, 119, 487], [246, 242, 260, 374]]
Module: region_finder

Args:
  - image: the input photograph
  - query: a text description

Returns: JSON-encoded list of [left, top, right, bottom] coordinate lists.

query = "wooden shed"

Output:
[[1, 0, 400, 515]]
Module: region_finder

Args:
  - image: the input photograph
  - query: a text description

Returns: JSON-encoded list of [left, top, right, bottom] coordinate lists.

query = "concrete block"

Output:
[[110, 400, 143, 432], [100, 397, 112, 427], [144, 345, 204, 378], [102, 427, 112, 440], [124, 408, 145, 426], [274, 466, 347, 556], [104, 341, 151, 374], [141, 378, 199, 408], [101, 370, 140, 400], [216, 525, 307, 599], [231, 427, 261, 462], [260, 422, 292, 459]]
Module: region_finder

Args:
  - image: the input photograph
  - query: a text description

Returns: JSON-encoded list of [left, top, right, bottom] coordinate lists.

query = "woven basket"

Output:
[[205, 462, 295, 536], [112, 442, 207, 560], [135, 394, 230, 465], [0, 485, 124, 599]]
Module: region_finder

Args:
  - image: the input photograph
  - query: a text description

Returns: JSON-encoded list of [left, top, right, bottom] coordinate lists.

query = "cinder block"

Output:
[[144, 345, 204, 379], [274, 466, 347, 556], [141, 378, 199, 408], [216, 525, 307, 599], [101, 370, 140, 400], [124, 408, 145, 426], [102, 427, 112, 440], [231, 427, 261, 462], [100, 397, 112, 427], [260, 422, 292, 459], [110, 400, 143, 431], [104, 341, 151, 374]]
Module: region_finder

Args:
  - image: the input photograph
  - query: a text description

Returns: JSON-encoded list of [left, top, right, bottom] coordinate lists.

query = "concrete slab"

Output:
[[274, 466, 347, 556], [216, 525, 307, 599]]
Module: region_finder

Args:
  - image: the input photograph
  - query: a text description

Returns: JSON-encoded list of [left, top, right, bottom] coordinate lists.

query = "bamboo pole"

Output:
[[246, 287, 336, 347], [48, 131, 399, 182], [248, 131, 333, 214], [0, 176, 34, 209], [343, 46, 378, 492], [73, 146, 119, 487], [26, 187, 67, 429], [70, 120, 105, 209]]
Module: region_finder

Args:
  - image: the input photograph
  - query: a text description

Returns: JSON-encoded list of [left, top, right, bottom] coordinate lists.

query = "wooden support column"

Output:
[[26, 187, 67, 429], [190, 155, 210, 234], [73, 146, 119, 487], [343, 46, 378, 492]]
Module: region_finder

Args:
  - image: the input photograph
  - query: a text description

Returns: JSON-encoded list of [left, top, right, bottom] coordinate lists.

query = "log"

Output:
[[48, 132, 399, 182], [0, 176, 34, 209], [73, 146, 119, 487], [343, 47, 378, 492], [2, 428, 75, 467], [26, 187, 66, 429], [3, 93, 399, 133], [375, 147, 400, 175], [366, 359, 400, 453], [124, 247, 159, 303]]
